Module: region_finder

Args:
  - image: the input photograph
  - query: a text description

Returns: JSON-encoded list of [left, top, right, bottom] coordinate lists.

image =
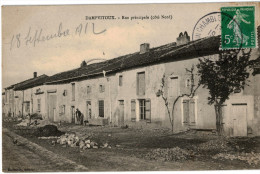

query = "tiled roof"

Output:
[[12, 75, 49, 91], [45, 36, 221, 84]]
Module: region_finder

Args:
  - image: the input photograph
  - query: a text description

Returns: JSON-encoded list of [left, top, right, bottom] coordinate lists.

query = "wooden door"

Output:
[[118, 100, 124, 126], [232, 104, 247, 136], [48, 95, 57, 122]]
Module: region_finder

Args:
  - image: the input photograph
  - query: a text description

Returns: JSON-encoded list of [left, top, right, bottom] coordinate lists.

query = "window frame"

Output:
[[71, 83, 75, 101], [99, 84, 105, 93], [137, 72, 146, 96], [139, 99, 146, 120], [98, 100, 105, 117]]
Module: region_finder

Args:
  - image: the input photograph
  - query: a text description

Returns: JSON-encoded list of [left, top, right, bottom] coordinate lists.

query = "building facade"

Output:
[[2, 28, 260, 136]]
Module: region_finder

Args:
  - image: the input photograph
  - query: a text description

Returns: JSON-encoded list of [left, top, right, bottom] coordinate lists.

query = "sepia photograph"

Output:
[[1, 1, 260, 172]]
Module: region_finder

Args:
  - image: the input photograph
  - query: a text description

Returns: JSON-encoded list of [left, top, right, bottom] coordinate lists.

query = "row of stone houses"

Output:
[[2, 28, 260, 137]]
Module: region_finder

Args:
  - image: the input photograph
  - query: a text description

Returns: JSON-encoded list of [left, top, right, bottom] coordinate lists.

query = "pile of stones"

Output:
[[55, 133, 111, 149]]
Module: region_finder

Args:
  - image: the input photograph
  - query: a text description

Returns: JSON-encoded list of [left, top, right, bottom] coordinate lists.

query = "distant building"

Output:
[[3, 73, 48, 118]]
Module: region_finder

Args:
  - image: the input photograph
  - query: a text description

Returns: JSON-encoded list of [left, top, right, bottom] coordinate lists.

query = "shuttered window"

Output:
[[131, 100, 136, 121], [183, 100, 189, 123], [137, 72, 145, 95], [182, 99, 196, 124], [189, 99, 196, 123], [145, 99, 151, 122], [99, 85, 105, 93], [139, 99, 151, 122], [99, 100, 104, 117], [169, 76, 179, 97], [72, 83, 75, 101]]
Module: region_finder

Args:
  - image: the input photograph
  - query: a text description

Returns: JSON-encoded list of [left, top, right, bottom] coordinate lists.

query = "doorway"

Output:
[[48, 94, 57, 122], [118, 100, 124, 126], [231, 103, 247, 136], [71, 106, 75, 124], [86, 101, 92, 120]]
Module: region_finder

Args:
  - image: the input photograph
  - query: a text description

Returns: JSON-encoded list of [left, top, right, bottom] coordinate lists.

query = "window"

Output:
[[99, 85, 105, 93], [59, 105, 65, 116], [137, 72, 145, 95], [72, 83, 75, 101], [169, 76, 179, 97], [140, 99, 146, 120], [131, 100, 136, 121], [98, 100, 104, 117], [87, 86, 91, 94], [119, 75, 123, 86], [37, 99, 41, 112], [139, 99, 151, 122], [182, 99, 196, 124]]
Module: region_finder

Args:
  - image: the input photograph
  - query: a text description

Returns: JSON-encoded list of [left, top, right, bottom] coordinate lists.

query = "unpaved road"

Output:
[[2, 133, 85, 172]]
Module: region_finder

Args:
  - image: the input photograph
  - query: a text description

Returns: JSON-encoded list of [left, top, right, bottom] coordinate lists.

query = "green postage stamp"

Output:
[[221, 6, 256, 49]]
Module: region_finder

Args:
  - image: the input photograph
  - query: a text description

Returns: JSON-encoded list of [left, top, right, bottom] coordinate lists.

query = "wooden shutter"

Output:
[[182, 100, 189, 123], [189, 99, 196, 124], [145, 99, 151, 123], [131, 100, 136, 121]]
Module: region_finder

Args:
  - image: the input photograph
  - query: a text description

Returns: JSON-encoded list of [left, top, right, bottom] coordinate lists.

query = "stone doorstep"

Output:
[[2, 128, 88, 171]]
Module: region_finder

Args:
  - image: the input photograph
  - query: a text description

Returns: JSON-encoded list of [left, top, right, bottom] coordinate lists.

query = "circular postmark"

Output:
[[192, 11, 243, 58]]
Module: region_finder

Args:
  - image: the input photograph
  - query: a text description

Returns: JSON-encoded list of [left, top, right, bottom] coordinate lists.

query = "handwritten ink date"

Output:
[[9, 22, 106, 50]]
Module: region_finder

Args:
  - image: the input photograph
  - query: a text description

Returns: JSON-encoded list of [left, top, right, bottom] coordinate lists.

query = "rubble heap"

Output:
[[55, 133, 111, 150]]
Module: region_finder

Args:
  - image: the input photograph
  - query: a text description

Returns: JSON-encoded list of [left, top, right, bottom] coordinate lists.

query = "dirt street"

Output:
[[3, 121, 260, 171], [2, 133, 80, 172]]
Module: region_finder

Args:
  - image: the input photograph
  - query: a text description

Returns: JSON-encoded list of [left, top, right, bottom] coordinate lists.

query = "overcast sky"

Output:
[[2, 2, 259, 88]]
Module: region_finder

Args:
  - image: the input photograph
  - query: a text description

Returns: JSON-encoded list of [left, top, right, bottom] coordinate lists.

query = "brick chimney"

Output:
[[80, 60, 87, 67], [176, 31, 190, 46], [140, 43, 150, 54], [33, 72, 37, 78]]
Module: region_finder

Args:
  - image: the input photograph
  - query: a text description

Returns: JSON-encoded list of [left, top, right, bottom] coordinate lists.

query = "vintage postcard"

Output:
[[2, 2, 260, 172]]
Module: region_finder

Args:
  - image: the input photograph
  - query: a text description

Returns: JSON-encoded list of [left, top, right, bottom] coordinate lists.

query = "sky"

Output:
[[2, 2, 260, 88]]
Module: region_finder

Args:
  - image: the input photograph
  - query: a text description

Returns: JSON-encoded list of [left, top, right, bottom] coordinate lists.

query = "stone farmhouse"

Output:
[[3, 28, 260, 137]]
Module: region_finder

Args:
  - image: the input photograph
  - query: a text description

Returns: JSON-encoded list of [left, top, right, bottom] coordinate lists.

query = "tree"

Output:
[[197, 49, 253, 135], [157, 65, 200, 132]]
